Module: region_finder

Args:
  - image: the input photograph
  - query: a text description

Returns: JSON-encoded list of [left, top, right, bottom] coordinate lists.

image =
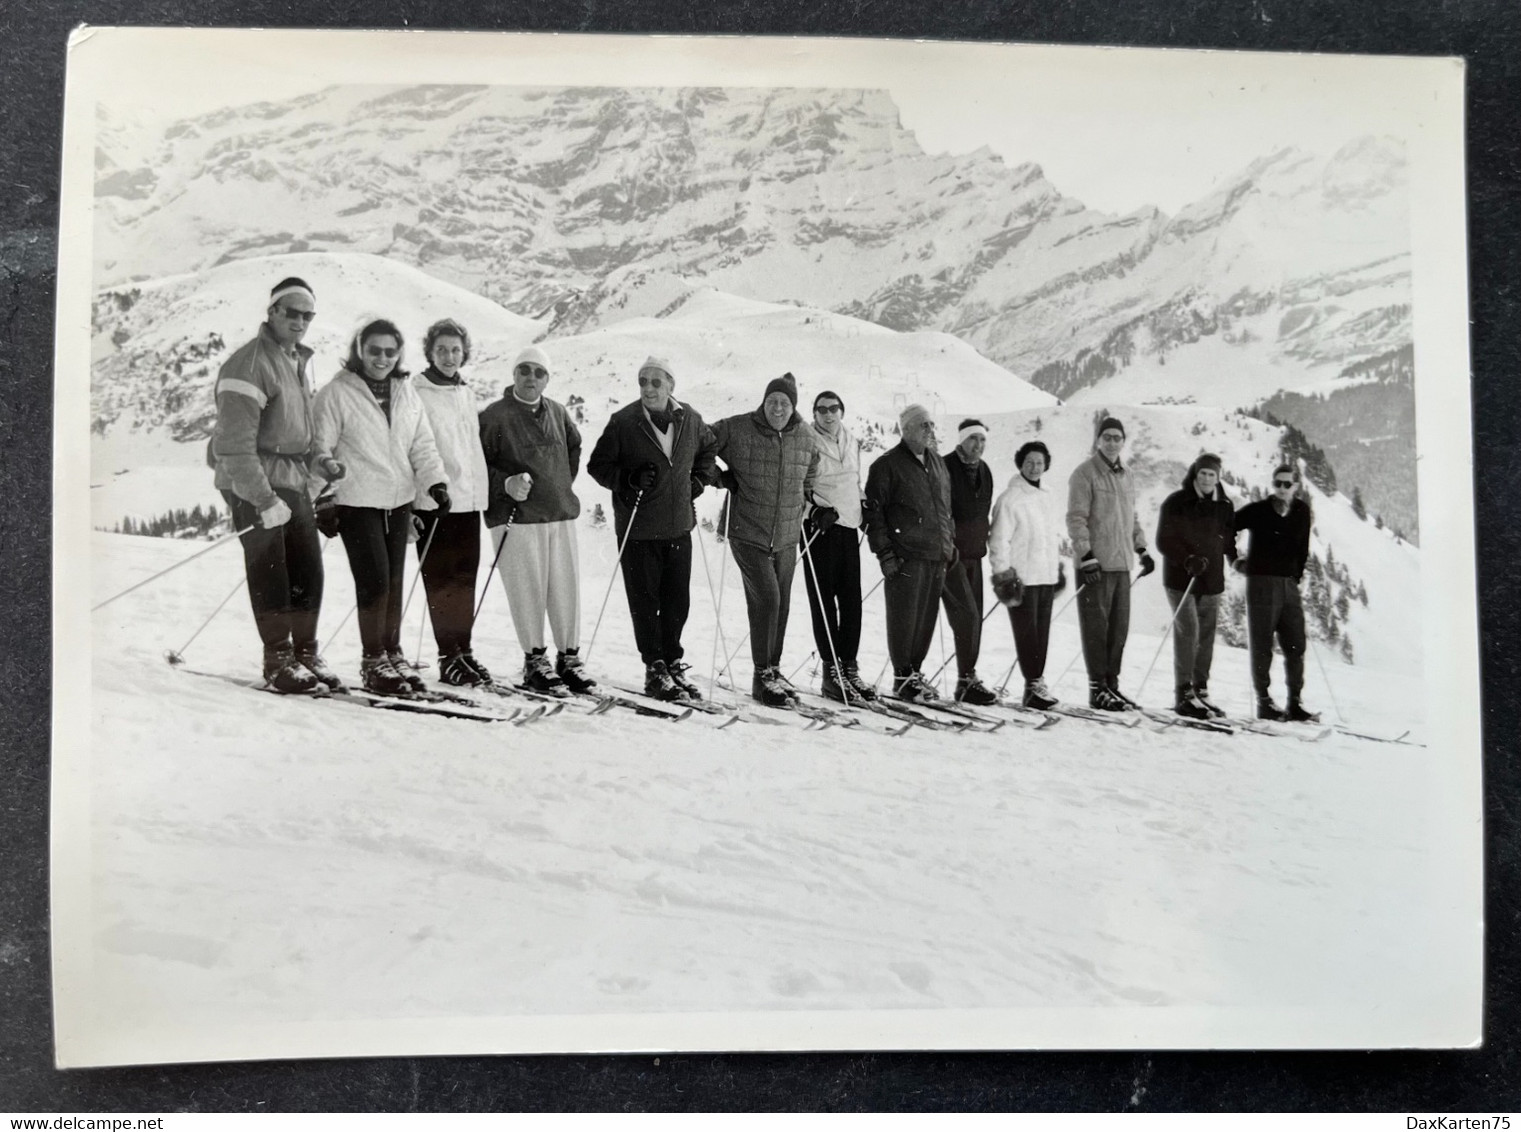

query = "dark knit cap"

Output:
[[764, 372, 798, 408], [1015, 440, 1052, 470], [813, 389, 844, 413], [1096, 416, 1126, 439]]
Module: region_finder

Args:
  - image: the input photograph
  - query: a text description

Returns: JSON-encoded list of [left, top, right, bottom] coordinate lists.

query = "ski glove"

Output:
[[313, 490, 339, 538], [1054, 562, 1068, 595], [1079, 554, 1102, 582], [991, 568, 1025, 608], [808, 505, 840, 533], [717, 467, 738, 492], [428, 483, 451, 514], [1184, 554, 1208, 577], [258, 497, 292, 530], [504, 472, 533, 502], [317, 455, 346, 482], [627, 462, 659, 492], [878, 552, 905, 580], [1137, 551, 1156, 577]]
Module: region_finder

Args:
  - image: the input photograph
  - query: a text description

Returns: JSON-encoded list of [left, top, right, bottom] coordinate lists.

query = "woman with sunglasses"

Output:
[[313, 318, 449, 695], [412, 318, 494, 687]]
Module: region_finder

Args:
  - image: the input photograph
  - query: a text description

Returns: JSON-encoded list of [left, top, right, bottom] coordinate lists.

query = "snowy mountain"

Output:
[[94, 87, 1410, 398]]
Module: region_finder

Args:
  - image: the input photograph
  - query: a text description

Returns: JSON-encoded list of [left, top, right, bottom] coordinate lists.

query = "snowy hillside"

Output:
[[68, 516, 1462, 1059]]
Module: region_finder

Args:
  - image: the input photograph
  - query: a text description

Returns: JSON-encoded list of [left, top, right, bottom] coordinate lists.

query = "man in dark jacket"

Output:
[[940, 418, 997, 704], [479, 345, 596, 696], [710, 373, 820, 708], [587, 356, 719, 702], [1155, 452, 1236, 719], [1233, 464, 1318, 722], [864, 403, 956, 704], [210, 276, 342, 694]]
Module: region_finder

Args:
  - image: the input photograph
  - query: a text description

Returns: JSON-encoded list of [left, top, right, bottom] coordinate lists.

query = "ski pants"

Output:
[[223, 487, 324, 656], [1246, 574, 1306, 700], [800, 523, 863, 671], [414, 510, 482, 660], [1166, 585, 1221, 694], [729, 538, 798, 673], [336, 504, 412, 658], [884, 557, 947, 676], [940, 556, 985, 678], [1076, 568, 1131, 686], [1007, 582, 1055, 683], [620, 533, 693, 666], [493, 519, 580, 653]]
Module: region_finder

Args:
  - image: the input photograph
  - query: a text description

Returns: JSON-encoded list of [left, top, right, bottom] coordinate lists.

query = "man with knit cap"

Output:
[[863, 403, 955, 705], [478, 344, 597, 696], [798, 389, 878, 703], [1066, 415, 1155, 710], [939, 418, 997, 705], [710, 372, 820, 708], [1156, 452, 1236, 719], [210, 276, 343, 694], [588, 355, 719, 702]]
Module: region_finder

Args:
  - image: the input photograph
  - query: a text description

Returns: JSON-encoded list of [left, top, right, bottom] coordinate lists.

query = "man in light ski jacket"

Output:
[[1066, 416, 1155, 710], [479, 345, 597, 696], [863, 403, 956, 705], [587, 356, 719, 702], [209, 276, 340, 693], [799, 389, 877, 704], [1156, 452, 1236, 719], [1233, 464, 1318, 722], [710, 372, 821, 708], [940, 418, 997, 705]]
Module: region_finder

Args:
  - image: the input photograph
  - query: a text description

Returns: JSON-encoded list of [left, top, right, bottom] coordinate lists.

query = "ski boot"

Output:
[[263, 645, 320, 694], [1023, 678, 1059, 711], [523, 647, 570, 697], [1174, 685, 1210, 720], [955, 673, 998, 706], [441, 651, 489, 687], [360, 653, 412, 696], [1256, 696, 1288, 721], [556, 648, 598, 694], [295, 646, 345, 692], [666, 660, 703, 701], [842, 662, 879, 702], [387, 650, 428, 694], [1285, 700, 1321, 723], [1194, 685, 1228, 719]]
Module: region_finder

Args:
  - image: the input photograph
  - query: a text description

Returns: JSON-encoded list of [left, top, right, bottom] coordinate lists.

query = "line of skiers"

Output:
[[209, 275, 1315, 722]]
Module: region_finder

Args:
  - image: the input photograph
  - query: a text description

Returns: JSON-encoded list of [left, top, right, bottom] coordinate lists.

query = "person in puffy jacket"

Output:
[[478, 345, 596, 697], [411, 318, 494, 688], [1066, 416, 1155, 711], [313, 318, 449, 696], [210, 276, 338, 694], [863, 403, 955, 705], [1156, 452, 1237, 719], [587, 355, 719, 703], [987, 440, 1067, 710], [939, 419, 997, 705], [709, 372, 820, 708]]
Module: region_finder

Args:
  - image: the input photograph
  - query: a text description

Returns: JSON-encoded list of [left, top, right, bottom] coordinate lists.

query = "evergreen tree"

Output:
[[1351, 486, 1367, 520]]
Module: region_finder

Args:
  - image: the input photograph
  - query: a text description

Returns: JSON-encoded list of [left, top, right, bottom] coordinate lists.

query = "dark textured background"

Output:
[[2, 0, 1516, 1113]]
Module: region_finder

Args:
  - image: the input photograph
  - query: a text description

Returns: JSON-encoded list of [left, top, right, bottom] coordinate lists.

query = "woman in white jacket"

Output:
[[987, 440, 1067, 709], [412, 318, 494, 687], [314, 318, 449, 695]]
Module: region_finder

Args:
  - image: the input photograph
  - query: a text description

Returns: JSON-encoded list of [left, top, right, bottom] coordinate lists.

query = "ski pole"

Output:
[[1306, 634, 1346, 722], [401, 513, 441, 666], [163, 574, 246, 665], [800, 531, 851, 704], [92, 525, 255, 612], [322, 601, 357, 654], [583, 488, 644, 663], [694, 513, 731, 702], [473, 504, 519, 626], [1136, 574, 1196, 700]]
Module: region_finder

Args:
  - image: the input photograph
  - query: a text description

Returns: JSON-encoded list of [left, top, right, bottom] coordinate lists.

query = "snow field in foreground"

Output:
[[76, 530, 1468, 1046]]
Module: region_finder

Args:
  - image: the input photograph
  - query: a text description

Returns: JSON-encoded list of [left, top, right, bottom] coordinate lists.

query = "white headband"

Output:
[[269, 283, 315, 307], [957, 424, 988, 445]]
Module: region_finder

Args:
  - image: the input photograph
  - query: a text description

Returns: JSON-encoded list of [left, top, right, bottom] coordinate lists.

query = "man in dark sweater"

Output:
[[863, 403, 955, 705], [1233, 464, 1318, 722], [587, 355, 719, 702], [940, 418, 997, 704]]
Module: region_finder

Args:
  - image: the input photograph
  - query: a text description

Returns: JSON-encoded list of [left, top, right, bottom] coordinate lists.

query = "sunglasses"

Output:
[[1274, 479, 1296, 488], [516, 364, 549, 379], [637, 376, 667, 387], [814, 404, 843, 414], [277, 306, 316, 323], [363, 346, 400, 359]]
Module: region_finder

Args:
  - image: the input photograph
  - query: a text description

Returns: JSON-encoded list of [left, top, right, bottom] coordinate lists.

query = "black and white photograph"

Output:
[[53, 27, 1480, 1067]]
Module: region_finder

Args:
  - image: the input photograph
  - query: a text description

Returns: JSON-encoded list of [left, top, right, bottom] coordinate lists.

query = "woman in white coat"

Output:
[[987, 440, 1067, 709], [412, 318, 494, 687], [314, 318, 449, 695]]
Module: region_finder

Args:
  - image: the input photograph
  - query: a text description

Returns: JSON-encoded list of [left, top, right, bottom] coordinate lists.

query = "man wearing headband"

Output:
[[939, 419, 998, 705], [210, 276, 341, 694], [587, 355, 720, 703], [1233, 464, 1318, 722], [1066, 416, 1154, 711], [479, 345, 598, 696], [863, 404, 955, 705]]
